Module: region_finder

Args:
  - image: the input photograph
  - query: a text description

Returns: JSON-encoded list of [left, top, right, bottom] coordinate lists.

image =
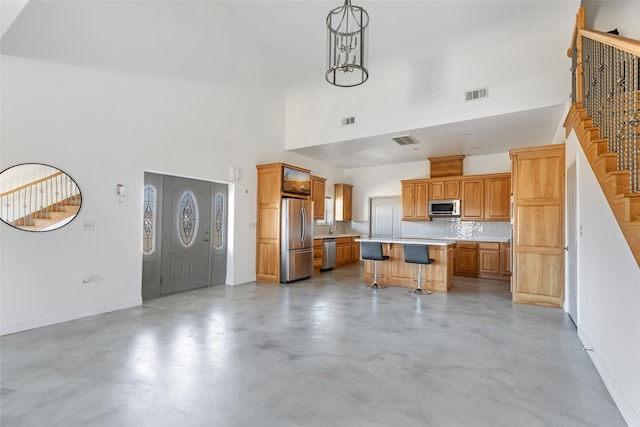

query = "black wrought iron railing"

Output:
[[570, 10, 640, 193]]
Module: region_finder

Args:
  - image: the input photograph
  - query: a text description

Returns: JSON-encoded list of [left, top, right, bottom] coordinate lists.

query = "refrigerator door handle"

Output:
[[301, 207, 306, 242]]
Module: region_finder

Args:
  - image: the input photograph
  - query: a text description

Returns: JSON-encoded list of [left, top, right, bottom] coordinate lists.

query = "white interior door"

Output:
[[369, 196, 401, 236], [567, 162, 578, 325]]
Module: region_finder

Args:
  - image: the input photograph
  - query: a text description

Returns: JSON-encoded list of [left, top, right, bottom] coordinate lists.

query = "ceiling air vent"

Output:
[[465, 87, 488, 102], [342, 116, 355, 126], [391, 135, 419, 146]]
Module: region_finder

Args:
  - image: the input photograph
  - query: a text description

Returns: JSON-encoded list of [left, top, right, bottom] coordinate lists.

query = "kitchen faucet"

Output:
[[328, 220, 336, 235]]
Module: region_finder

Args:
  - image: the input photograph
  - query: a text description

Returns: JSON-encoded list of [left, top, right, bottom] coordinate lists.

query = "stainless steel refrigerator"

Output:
[[280, 198, 314, 283]]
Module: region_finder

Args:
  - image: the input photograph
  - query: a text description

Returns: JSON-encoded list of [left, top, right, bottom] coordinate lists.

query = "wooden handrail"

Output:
[[579, 28, 640, 57], [566, 6, 585, 58], [0, 171, 64, 198]]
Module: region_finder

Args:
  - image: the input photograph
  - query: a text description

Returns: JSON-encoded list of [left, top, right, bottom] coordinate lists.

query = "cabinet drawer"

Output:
[[336, 237, 352, 245], [478, 242, 500, 250], [457, 242, 477, 249]]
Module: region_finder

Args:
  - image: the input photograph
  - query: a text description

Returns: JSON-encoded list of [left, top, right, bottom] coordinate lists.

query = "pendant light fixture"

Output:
[[326, 0, 369, 87]]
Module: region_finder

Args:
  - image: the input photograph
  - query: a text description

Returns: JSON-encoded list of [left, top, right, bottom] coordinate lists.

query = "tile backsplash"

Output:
[[402, 218, 510, 240], [317, 218, 510, 240]]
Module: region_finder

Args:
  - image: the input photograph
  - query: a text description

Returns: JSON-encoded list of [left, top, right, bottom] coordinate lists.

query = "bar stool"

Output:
[[403, 244, 434, 295], [360, 241, 389, 289]]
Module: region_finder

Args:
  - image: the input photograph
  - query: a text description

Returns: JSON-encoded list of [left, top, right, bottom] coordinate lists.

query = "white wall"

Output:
[[565, 131, 640, 427], [0, 4, 345, 334], [285, 2, 575, 151], [583, 1, 640, 40]]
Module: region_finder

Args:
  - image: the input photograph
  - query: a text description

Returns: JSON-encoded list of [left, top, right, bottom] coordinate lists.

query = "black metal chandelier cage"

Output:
[[326, 0, 369, 87]]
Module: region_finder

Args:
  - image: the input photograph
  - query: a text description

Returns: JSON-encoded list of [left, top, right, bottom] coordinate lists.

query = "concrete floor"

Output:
[[1, 264, 626, 427]]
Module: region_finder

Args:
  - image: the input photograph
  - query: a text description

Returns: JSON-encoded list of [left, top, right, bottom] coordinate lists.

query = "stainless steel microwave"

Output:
[[428, 199, 461, 217]]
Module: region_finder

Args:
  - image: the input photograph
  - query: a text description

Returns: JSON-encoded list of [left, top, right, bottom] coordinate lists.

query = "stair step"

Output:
[[612, 193, 640, 222], [584, 125, 601, 141], [600, 171, 631, 198], [619, 222, 640, 267], [587, 139, 609, 160], [595, 153, 618, 176]]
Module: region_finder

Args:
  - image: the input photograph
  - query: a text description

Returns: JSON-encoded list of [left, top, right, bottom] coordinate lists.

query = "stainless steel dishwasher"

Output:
[[321, 238, 336, 271]]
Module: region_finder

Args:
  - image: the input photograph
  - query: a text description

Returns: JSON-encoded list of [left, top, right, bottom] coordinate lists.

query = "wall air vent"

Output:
[[391, 135, 419, 146], [465, 87, 488, 102], [342, 116, 355, 126]]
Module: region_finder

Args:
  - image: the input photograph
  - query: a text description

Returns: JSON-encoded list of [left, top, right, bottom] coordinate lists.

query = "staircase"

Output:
[[565, 104, 640, 267], [11, 195, 82, 231], [565, 7, 640, 268]]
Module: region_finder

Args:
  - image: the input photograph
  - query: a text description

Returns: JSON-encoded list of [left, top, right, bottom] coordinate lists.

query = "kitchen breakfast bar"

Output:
[[355, 237, 456, 292]]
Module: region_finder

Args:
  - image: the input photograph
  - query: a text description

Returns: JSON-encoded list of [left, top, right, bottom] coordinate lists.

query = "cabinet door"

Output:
[[485, 175, 511, 221], [401, 183, 416, 220], [443, 180, 460, 199], [415, 181, 429, 220], [461, 179, 485, 220], [430, 181, 444, 200], [500, 242, 511, 276], [344, 185, 352, 221], [311, 176, 326, 220], [335, 184, 353, 221], [351, 237, 360, 261], [455, 243, 478, 274], [478, 242, 500, 274]]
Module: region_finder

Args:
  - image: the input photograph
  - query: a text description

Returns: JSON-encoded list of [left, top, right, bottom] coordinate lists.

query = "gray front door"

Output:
[[161, 175, 213, 295], [142, 174, 228, 298]]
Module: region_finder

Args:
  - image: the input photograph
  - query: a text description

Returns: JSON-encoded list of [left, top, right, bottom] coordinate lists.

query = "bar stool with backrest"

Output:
[[360, 241, 389, 289], [403, 244, 434, 295]]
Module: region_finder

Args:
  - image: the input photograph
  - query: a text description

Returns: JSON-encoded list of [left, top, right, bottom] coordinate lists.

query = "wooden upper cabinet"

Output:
[[401, 182, 416, 220], [401, 179, 429, 221], [334, 183, 353, 221], [430, 179, 460, 200], [485, 174, 511, 221], [461, 178, 485, 220], [402, 172, 510, 222], [311, 175, 326, 220]]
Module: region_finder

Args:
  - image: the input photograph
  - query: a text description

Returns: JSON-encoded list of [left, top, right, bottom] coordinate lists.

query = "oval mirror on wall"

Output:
[[0, 163, 82, 232]]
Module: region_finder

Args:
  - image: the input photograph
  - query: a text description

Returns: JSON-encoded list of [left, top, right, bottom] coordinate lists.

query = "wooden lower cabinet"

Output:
[[351, 237, 360, 261], [453, 241, 510, 281], [500, 242, 511, 276], [455, 242, 478, 276], [313, 239, 323, 273], [478, 242, 501, 279], [336, 237, 353, 266]]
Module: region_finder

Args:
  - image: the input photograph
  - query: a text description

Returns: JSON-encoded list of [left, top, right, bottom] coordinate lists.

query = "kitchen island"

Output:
[[355, 237, 456, 292]]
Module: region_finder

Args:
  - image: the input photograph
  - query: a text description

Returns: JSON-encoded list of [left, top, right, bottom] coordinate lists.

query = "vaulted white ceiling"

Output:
[[1, 0, 580, 169]]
